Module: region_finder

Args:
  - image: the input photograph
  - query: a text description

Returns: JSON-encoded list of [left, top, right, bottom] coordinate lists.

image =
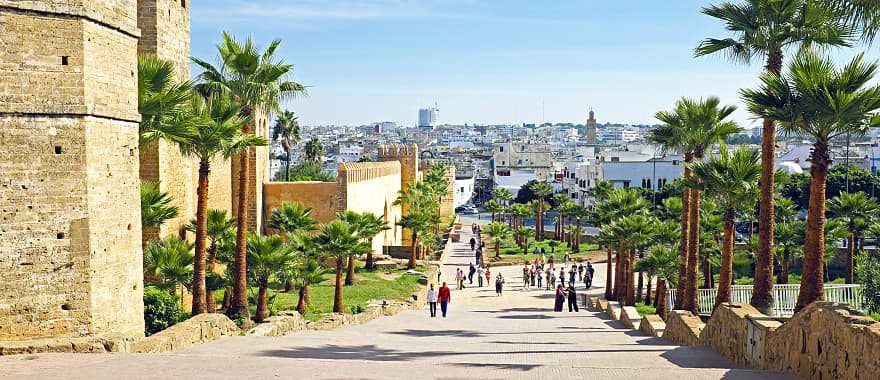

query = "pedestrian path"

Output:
[[0, 225, 792, 379]]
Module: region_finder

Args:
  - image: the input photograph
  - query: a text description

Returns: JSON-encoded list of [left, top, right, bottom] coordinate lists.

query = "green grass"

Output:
[[216, 267, 424, 321], [491, 238, 598, 263], [869, 312, 880, 322], [635, 302, 657, 316]]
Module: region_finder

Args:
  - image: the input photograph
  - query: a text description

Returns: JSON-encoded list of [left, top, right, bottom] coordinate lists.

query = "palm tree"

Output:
[[269, 202, 319, 235], [485, 200, 504, 223], [568, 205, 589, 251], [140, 181, 179, 230], [314, 220, 371, 313], [696, 0, 854, 313], [144, 237, 194, 304], [137, 55, 194, 144], [687, 147, 761, 310], [177, 93, 266, 315], [652, 97, 741, 313], [395, 181, 436, 268], [595, 188, 650, 300], [639, 245, 679, 319], [272, 110, 300, 181], [553, 195, 573, 241], [774, 220, 802, 284], [338, 211, 388, 284], [485, 222, 511, 258], [185, 210, 236, 312], [529, 182, 554, 241], [509, 203, 531, 245], [246, 234, 295, 322], [288, 232, 329, 315], [514, 227, 531, 255], [304, 137, 324, 162], [827, 191, 879, 283], [742, 50, 880, 312], [193, 32, 306, 320]]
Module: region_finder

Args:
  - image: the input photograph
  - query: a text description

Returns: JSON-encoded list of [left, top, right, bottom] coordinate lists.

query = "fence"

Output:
[[666, 284, 865, 317]]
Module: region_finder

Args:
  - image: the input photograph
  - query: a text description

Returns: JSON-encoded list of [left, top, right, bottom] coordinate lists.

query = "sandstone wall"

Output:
[[232, 111, 269, 233], [700, 303, 781, 369], [263, 182, 339, 229], [338, 161, 404, 255], [0, 3, 144, 340], [662, 310, 704, 346], [131, 313, 238, 353], [764, 302, 880, 380], [378, 144, 418, 246]]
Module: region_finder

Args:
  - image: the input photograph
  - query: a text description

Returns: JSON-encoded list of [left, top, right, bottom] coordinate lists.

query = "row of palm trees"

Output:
[[394, 164, 453, 268], [139, 32, 305, 319]]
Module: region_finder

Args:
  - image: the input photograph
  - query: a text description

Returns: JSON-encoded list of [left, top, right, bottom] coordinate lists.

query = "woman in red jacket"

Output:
[[438, 282, 451, 317]]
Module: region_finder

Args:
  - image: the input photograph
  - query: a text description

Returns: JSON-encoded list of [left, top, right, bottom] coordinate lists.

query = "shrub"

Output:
[[144, 286, 187, 336], [855, 251, 880, 314]]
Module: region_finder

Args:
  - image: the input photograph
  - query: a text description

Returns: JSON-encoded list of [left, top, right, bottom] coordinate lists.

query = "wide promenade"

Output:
[[0, 226, 791, 379]]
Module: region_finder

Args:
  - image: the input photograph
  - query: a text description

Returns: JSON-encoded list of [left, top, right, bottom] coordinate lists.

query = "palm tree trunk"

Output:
[[796, 143, 830, 313], [495, 241, 501, 258], [296, 285, 308, 315], [684, 187, 701, 314], [333, 258, 345, 313], [345, 256, 356, 286], [636, 260, 644, 303], [605, 247, 614, 300], [229, 123, 253, 320], [408, 231, 418, 269], [702, 253, 711, 289], [206, 242, 218, 313], [625, 248, 636, 306], [645, 276, 653, 306], [778, 249, 790, 284], [191, 160, 210, 316], [715, 210, 736, 310], [255, 280, 269, 322], [752, 48, 783, 314], [675, 158, 692, 310], [614, 241, 627, 300], [656, 279, 668, 320], [846, 233, 856, 283], [222, 287, 232, 309], [285, 144, 293, 181]]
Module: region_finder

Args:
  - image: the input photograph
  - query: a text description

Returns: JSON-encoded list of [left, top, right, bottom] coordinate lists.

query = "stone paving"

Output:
[[0, 226, 792, 379]]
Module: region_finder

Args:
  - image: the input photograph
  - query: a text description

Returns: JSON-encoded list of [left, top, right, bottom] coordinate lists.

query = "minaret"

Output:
[[585, 108, 598, 144]]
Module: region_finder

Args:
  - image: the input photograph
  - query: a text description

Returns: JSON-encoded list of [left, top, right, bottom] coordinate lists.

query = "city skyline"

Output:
[[190, 0, 781, 128]]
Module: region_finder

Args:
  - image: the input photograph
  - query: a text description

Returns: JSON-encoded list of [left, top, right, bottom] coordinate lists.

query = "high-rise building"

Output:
[[418, 107, 439, 130], [585, 109, 598, 144]]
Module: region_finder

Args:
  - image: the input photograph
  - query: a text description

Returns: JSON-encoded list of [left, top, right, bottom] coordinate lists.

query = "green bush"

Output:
[[856, 251, 880, 314], [144, 286, 187, 336]]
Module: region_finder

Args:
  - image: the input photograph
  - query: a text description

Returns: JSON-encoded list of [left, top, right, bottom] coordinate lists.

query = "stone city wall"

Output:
[[338, 161, 404, 255], [232, 111, 269, 233], [263, 181, 339, 229], [0, 2, 144, 340]]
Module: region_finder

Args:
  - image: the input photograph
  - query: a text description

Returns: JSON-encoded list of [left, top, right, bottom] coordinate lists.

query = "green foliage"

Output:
[[276, 161, 336, 182], [635, 302, 657, 316], [143, 286, 187, 336], [304, 137, 325, 162], [137, 55, 194, 145], [782, 165, 880, 210], [726, 133, 762, 145], [140, 181, 179, 229], [269, 202, 318, 234], [144, 237, 193, 291], [856, 251, 880, 313]]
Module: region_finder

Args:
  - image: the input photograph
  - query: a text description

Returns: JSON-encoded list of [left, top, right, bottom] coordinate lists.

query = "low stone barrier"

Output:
[[639, 314, 666, 337], [662, 310, 704, 346], [246, 311, 307, 337], [620, 306, 642, 329], [605, 301, 621, 320], [132, 313, 239, 353], [597, 298, 609, 312], [0, 334, 136, 355], [764, 302, 880, 380], [700, 303, 781, 368]]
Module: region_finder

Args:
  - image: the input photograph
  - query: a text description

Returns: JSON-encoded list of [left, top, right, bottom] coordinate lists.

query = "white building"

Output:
[[598, 127, 640, 143], [336, 146, 364, 164], [453, 176, 475, 208], [602, 157, 684, 190], [561, 158, 602, 207], [418, 107, 439, 128]]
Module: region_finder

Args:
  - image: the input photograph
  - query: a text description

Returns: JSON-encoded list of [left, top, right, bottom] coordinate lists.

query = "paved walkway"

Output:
[[0, 227, 791, 379]]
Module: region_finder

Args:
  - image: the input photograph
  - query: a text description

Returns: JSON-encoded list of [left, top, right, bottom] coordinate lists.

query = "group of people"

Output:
[[521, 258, 594, 291]]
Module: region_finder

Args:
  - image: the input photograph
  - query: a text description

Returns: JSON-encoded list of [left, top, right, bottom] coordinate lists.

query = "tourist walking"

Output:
[[545, 268, 552, 290], [536, 269, 543, 289], [477, 266, 485, 287], [495, 273, 505, 295], [485, 266, 491, 285], [456, 269, 465, 290], [558, 268, 566, 287], [567, 285, 579, 312], [438, 282, 451, 317], [569, 266, 577, 286], [469, 237, 476, 251], [468, 263, 476, 284], [522, 265, 530, 288], [587, 262, 595, 287], [554, 284, 566, 312], [427, 284, 438, 317], [577, 263, 584, 284], [549, 271, 556, 290]]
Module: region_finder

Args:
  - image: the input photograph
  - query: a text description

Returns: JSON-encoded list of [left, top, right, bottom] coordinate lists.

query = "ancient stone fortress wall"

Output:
[[262, 182, 340, 230], [0, 2, 144, 339], [338, 161, 404, 254], [233, 111, 269, 233], [378, 144, 418, 246], [421, 160, 456, 217]]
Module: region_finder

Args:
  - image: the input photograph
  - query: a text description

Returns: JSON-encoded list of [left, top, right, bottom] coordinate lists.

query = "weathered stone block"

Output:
[[662, 310, 704, 346], [620, 306, 642, 329], [639, 314, 666, 337]]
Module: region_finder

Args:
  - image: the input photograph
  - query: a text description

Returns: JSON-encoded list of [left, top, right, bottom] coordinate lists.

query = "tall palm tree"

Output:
[[640, 245, 679, 319], [553, 195, 573, 241], [272, 110, 300, 181], [185, 210, 236, 312], [827, 191, 879, 283], [304, 137, 324, 162], [193, 32, 306, 320], [314, 220, 371, 313], [485, 222, 511, 258], [485, 200, 504, 223], [696, 0, 854, 313], [568, 205, 589, 251], [177, 93, 265, 316], [595, 188, 650, 300], [140, 181, 179, 230], [742, 50, 880, 312], [687, 147, 761, 310], [509, 203, 532, 245], [338, 211, 388, 284], [650, 97, 741, 312], [246, 234, 295, 322], [529, 182, 554, 241], [288, 232, 329, 315], [774, 220, 802, 284]]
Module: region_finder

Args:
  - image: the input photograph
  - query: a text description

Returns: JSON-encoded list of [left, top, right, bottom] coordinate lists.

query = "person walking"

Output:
[[549, 271, 556, 290], [586, 261, 595, 287], [567, 285, 579, 312], [474, 247, 482, 266], [469, 237, 476, 251], [468, 263, 476, 285], [577, 263, 584, 284], [456, 269, 465, 290], [477, 266, 485, 287], [558, 267, 566, 287], [569, 266, 577, 287], [485, 266, 491, 286], [545, 267, 552, 290], [427, 284, 438, 317], [495, 273, 505, 296], [536, 268, 543, 289], [438, 282, 451, 317], [554, 284, 566, 312]]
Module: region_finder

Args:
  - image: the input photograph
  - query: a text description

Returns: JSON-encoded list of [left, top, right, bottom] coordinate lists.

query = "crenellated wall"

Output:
[[338, 161, 404, 254], [378, 144, 419, 247]]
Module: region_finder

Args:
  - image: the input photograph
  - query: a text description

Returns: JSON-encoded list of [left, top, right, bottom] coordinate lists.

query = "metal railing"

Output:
[[666, 284, 865, 317]]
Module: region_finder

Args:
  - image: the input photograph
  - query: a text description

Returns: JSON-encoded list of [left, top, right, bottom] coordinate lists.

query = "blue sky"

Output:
[[189, 0, 860, 128]]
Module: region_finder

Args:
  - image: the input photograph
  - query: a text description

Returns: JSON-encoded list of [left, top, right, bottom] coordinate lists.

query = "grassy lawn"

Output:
[[870, 312, 880, 322], [487, 237, 599, 265], [635, 302, 657, 316], [216, 266, 424, 321]]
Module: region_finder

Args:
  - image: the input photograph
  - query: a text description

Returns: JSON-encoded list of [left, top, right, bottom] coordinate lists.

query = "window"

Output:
[[672, 160, 679, 165], [61, 56, 69, 65], [623, 181, 630, 188], [499, 146, 504, 152]]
